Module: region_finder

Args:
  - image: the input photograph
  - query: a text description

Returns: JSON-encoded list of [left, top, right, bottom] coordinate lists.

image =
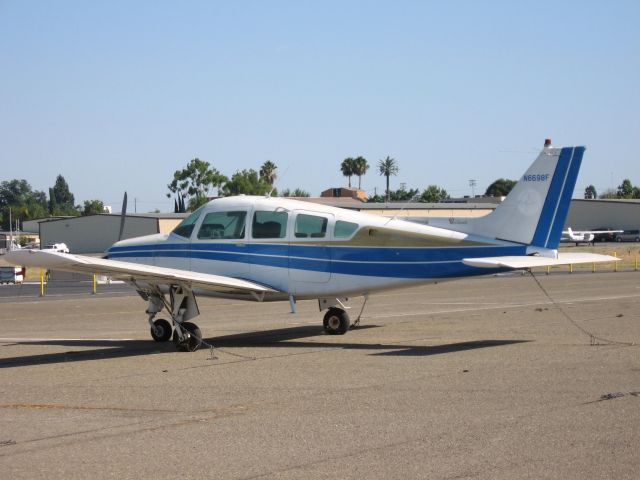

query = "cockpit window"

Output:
[[334, 220, 359, 238], [197, 211, 246, 240], [172, 206, 204, 238], [295, 214, 327, 238], [252, 211, 288, 239]]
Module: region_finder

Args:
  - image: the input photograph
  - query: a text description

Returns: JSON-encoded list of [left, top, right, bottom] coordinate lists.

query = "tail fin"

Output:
[[468, 144, 584, 249]]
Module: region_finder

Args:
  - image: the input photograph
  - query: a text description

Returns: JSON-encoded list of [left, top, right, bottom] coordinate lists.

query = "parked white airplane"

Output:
[[7, 142, 617, 351], [561, 227, 622, 245]]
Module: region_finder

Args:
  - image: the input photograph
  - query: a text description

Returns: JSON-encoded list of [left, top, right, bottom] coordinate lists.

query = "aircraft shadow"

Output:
[[0, 325, 529, 368]]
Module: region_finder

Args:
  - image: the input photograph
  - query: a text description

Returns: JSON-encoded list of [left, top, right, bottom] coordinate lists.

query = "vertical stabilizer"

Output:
[[467, 143, 584, 249]]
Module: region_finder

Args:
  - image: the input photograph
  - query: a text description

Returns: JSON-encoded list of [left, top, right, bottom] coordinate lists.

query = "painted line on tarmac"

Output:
[[0, 337, 137, 342]]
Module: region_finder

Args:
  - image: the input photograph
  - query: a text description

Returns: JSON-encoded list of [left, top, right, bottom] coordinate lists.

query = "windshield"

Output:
[[172, 206, 205, 238]]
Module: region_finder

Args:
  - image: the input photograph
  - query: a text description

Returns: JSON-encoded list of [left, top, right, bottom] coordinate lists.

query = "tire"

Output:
[[616, 237, 622, 242], [173, 321, 202, 352], [150, 319, 172, 342], [323, 308, 350, 335]]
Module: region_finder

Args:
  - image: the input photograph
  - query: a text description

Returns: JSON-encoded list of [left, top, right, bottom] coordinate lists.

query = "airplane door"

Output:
[[289, 211, 332, 283]]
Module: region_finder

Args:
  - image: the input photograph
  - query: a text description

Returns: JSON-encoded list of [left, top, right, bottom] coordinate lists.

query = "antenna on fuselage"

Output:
[[385, 193, 421, 225], [266, 165, 290, 198]]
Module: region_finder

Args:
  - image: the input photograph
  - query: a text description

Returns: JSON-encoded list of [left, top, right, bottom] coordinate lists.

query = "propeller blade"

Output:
[[118, 191, 127, 241]]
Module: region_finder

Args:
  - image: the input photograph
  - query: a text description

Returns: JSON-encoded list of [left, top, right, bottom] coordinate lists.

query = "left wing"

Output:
[[5, 249, 277, 295], [463, 252, 619, 269]]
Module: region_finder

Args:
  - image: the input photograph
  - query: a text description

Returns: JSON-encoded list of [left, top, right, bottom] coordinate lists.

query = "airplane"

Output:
[[6, 141, 618, 352], [561, 227, 622, 245]]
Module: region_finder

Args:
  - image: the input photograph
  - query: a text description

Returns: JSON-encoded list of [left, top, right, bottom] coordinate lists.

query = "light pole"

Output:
[[469, 179, 476, 198]]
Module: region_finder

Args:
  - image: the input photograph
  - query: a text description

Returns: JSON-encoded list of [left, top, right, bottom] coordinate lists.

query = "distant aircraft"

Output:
[[7, 141, 617, 351], [561, 227, 622, 245]]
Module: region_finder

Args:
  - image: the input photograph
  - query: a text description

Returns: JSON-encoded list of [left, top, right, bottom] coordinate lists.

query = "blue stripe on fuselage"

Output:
[[107, 242, 526, 279]]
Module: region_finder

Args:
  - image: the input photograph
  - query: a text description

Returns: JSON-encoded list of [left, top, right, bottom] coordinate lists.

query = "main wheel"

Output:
[[173, 321, 202, 352], [323, 308, 350, 335], [150, 319, 172, 342]]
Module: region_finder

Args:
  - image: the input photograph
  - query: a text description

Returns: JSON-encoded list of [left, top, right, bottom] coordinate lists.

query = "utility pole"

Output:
[[469, 179, 476, 198], [8, 207, 13, 251]]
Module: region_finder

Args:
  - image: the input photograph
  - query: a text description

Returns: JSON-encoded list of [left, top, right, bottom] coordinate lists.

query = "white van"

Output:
[[42, 243, 70, 253]]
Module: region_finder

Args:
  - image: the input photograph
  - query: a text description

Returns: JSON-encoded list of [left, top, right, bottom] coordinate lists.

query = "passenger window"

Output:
[[295, 214, 327, 238], [172, 206, 205, 238], [252, 211, 288, 239], [334, 220, 359, 238], [197, 211, 246, 240]]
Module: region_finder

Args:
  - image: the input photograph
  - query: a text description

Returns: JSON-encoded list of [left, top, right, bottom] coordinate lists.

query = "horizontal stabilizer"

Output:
[[5, 249, 277, 295], [463, 252, 619, 269]]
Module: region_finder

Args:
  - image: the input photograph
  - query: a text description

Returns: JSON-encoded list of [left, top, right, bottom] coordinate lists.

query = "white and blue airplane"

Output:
[[7, 142, 617, 351]]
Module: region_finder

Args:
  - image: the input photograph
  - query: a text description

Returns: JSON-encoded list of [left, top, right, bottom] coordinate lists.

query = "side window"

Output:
[[197, 211, 246, 240], [295, 214, 327, 238], [252, 211, 288, 239], [172, 206, 205, 238], [334, 220, 359, 238]]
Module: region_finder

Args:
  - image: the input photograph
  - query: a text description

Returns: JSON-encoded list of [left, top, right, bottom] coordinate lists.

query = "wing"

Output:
[[463, 252, 619, 269], [5, 249, 276, 295]]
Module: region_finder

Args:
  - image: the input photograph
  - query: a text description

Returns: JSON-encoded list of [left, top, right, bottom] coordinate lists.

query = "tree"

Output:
[[340, 158, 356, 188], [82, 200, 105, 216], [353, 156, 369, 189], [51, 175, 77, 214], [281, 188, 310, 197], [485, 178, 517, 197], [0, 179, 48, 230], [617, 179, 634, 199], [584, 185, 597, 199], [389, 187, 419, 202], [259, 161, 278, 187], [167, 158, 228, 212], [222, 169, 273, 196], [599, 188, 617, 199], [378, 156, 399, 202], [420, 185, 450, 203]]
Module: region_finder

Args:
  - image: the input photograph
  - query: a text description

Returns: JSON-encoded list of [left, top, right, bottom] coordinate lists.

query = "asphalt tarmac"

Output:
[[1, 271, 639, 479]]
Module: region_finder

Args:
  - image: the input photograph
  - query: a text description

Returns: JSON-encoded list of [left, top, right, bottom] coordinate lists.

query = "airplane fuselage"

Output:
[[107, 196, 523, 300]]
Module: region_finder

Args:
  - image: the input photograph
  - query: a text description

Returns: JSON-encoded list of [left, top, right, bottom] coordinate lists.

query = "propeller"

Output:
[[118, 191, 127, 242]]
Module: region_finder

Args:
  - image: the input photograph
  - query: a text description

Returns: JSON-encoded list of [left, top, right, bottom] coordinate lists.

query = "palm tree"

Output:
[[259, 160, 278, 186], [340, 157, 356, 188], [353, 156, 369, 189], [378, 156, 399, 202]]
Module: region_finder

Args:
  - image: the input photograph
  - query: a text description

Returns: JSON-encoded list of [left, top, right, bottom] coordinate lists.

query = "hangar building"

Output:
[[37, 213, 187, 254]]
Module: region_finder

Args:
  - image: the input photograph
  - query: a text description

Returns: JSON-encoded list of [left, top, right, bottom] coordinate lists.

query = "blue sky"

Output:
[[1, 1, 638, 212]]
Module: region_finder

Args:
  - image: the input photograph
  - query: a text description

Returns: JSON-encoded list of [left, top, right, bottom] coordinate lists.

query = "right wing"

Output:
[[5, 249, 276, 295]]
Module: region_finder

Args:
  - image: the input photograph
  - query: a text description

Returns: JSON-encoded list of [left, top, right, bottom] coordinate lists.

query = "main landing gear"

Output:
[[144, 285, 203, 352], [319, 295, 369, 335], [323, 308, 350, 334]]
